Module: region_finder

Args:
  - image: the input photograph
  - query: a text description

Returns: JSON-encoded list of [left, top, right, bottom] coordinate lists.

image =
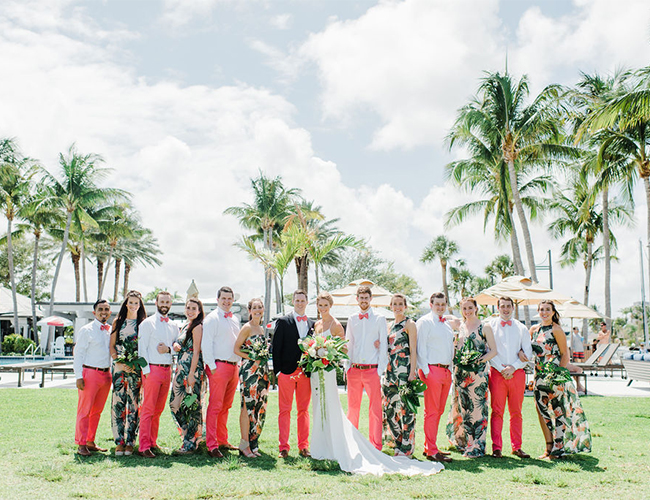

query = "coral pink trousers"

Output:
[[421, 365, 452, 455], [205, 362, 239, 451], [139, 365, 171, 451], [75, 367, 111, 446], [488, 367, 525, 452], [277, 368, 311, 452], [346, 367, 383, 450]]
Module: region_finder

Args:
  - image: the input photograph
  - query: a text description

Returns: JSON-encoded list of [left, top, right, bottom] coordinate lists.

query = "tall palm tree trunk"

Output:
[[81, 240, 88, 302], [315, 264, 321, 295], [113, 258, 122, 302], [71, 253, 81, 302], [582, 242, 594, 339], [508, 207, 525, 275], [274, 276, 282, 314], [645, 176, 650, 305], [262, 229, 272, 332], [6, 217, 19, 337], [602, 188, 611, 330], [31, 232, 40, 344], [49, 211, 73, 315], [440, 261, 449, 300], [507, 159, 538, 281], [295, 255, 309, 293], [97, 259, 104, 300], [99, 249, 114, 299], [122, 262, 131, 297]]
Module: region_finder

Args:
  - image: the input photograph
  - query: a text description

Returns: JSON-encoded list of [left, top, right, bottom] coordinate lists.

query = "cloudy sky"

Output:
[[2, 0, 650, 317]]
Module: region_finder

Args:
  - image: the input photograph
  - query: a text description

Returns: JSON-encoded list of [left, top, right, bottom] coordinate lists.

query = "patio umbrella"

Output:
[[37, 315, 73, 327], [327, 279, 393, 307], [475, 275, 573, 306], [556, 300, 604, 319]]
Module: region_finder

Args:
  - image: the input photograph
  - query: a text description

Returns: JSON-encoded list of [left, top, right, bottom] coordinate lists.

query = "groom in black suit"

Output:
[[271, 289, 314, 458]]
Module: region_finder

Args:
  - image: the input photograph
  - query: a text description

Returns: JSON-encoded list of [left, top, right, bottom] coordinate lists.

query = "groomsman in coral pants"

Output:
[[345, 285, 388, 451], [138, 291, 179, 458], [202, 286, 241, 458], [416, 292, 459, 463], [271, 289, 315, 458], [488, 296, 533, 459], [74, 299, 113, 456]]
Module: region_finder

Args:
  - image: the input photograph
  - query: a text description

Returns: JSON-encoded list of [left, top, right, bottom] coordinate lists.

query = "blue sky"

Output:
[[2, 0, 650, 321]]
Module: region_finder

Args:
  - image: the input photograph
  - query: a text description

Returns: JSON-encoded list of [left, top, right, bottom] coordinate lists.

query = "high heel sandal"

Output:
[[238, 439, 256, 458], [539, 442, 553, 460]]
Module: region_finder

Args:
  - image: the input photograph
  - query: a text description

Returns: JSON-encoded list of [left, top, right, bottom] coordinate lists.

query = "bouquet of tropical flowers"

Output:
[[181, 390, 199, 413], [454, 338, 484, 372], [241, 337, 270, 363], [398, 379, 428, 413], [297, 335, 348, 374], [115, 338, 147, 371], [536, 362, 572, 391]]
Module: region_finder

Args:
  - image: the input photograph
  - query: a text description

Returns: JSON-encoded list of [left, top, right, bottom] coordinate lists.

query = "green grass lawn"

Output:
[[0, 389, 648, 499]]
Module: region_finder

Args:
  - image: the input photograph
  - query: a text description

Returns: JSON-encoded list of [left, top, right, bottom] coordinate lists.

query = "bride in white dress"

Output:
[[309, 292, 444, 476]]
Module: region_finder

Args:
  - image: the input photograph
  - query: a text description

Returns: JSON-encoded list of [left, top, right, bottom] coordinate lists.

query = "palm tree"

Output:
[[16, 186, 62, 340], [485, 255, 515, 282], [448, 259, 475, 303], [310, 233, 363, 295], [0, 138, 36, 338], [451, 71, 573, 281], [225, 172, 300, 327], [120, 228, 162, 297], [548, 168, 632, 336], [420, 235, 458, 301], [42, 145, 127, 315]]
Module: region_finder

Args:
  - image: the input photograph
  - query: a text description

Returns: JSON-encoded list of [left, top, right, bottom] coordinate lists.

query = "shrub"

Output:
[[2, 334, 36, 355]]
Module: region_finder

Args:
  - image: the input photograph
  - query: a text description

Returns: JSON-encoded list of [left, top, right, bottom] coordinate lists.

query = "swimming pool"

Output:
[[0, 356, 47, 365]]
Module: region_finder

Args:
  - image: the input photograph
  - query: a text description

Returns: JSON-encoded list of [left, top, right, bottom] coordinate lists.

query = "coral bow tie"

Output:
[[501, 320, 512, 327], [100, 324, 110, 331], [359, 313, 369, 320], [224, 312, 233, 318], [160, 317, 169, 323], [297, 315, 308, 322], [438, 316, 446, 323]]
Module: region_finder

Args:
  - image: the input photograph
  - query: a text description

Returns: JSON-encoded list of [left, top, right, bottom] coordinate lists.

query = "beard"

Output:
[[157, 305, 170, 315]]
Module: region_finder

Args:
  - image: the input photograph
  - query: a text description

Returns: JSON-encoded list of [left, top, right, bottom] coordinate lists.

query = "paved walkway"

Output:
[[1, 369, 649, 396]]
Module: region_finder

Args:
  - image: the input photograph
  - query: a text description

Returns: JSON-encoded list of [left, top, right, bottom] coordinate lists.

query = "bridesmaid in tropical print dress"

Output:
[[382, 294, 418, 457], [169, 298, 205, 454], [109, 290, 147, 456], [234, 298, 270, 458], [446, 297, 497, 458], [530, 301, 591, 459]]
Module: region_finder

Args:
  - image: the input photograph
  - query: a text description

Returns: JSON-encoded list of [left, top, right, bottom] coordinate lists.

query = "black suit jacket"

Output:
[[271, 314, 315, 375]]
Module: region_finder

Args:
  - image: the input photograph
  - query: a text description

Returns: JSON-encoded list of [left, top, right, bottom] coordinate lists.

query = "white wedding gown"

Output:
[[310, 331, 444, 476]]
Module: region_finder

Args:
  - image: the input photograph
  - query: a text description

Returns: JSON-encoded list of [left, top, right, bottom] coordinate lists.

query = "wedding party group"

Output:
[[72, 285, 591, 476]]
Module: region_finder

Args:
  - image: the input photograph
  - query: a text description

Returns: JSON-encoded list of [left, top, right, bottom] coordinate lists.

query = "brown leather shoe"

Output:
[[124, 445, 134, 456], [298, 448, 311, 458], [512, 449, 530, 459], [427, 453, 452, 463], [278, 449, 289, 458], [492, 449, 503, 458], [437, 450, 451, 456], [139, 449, 156, 458], [77, 445, 92, 456], [86, 442, 107, 452], [208, 448, 224, 458], [219, 443, 237, 451]]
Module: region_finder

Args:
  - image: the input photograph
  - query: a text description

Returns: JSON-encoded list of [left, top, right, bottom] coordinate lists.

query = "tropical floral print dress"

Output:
[[382, 318, 416, 456], [532, 324, 591, 457], [169, 325, 204, 452], [239, 334, 270, 450], [445, 325, 489, 457], [111, 319, 142, 447]]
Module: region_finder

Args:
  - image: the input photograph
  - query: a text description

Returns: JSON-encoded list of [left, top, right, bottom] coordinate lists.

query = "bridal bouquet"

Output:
[[297, 335, 348, 373], [398, 379, 428, 413], [241, 337, 270, 363], [536, 362, 572, 391], [454, 338, 484, 372], [114, 338, 147, 371]]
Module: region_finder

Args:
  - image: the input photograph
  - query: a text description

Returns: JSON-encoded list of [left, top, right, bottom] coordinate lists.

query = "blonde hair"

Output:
[[316, 291, 333, 306]]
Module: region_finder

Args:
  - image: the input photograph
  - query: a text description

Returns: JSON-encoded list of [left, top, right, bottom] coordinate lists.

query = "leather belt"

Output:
[[216, 359, 238, 366], [149, 363, 171, 367], [429, 363, 450, 369], [351, 363, 378, 370], [83, 364, 109, 372]]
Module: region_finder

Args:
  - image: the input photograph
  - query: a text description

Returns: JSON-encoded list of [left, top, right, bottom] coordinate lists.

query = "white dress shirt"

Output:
[[292, 310, 309, 338], [416, 312, 454, 376], [345, 308, 388, 376], [73, 319, 111, 379], [138, 312, 180, 375], [201, 307, 241, 370], [488, 317, 533, 372]]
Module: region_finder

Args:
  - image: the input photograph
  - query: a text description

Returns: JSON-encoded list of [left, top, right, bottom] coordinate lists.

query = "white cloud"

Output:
[[270, 13, 293, 30]]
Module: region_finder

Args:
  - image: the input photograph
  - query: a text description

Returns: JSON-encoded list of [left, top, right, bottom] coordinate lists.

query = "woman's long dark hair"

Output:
[[114, 290, 147, 342], [184, 298, 204, 346], [538, 300, 561, 326]]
